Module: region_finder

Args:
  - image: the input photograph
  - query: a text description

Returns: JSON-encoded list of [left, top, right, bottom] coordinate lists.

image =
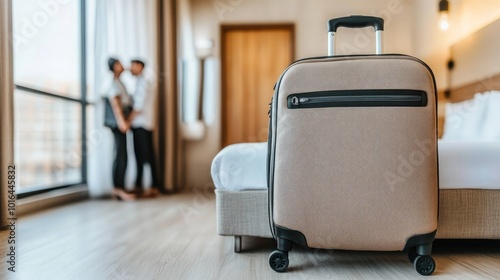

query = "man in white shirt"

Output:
[[127, 60, 160, 197]]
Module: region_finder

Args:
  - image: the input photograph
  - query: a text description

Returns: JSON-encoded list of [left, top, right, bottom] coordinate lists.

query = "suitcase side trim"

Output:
[[404, 230, 437, 254], [275, 225, 308, 248], [273, 226, 438, 252], [266, 97, 275, 238]]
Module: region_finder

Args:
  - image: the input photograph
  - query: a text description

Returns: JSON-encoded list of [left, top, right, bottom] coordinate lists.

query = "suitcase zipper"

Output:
[[288, 90, 427, 109]]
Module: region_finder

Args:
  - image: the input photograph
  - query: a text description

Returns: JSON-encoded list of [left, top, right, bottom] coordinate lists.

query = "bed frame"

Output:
[[216, 18, 500, 252], [217, 187, 500, 252], [437, 18, 500, 239], [215, 190, 271, 252]]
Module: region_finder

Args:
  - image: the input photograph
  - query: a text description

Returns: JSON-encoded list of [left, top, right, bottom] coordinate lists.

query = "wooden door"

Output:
[[221, 24, 294, 147]]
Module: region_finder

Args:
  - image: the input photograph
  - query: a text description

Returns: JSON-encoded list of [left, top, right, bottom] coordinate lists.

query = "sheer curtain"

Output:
[[0, 0, 14, 228], [87, 0, 158, 197]]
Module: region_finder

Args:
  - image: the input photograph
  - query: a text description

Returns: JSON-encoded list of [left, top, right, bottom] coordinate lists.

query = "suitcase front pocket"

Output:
[[287, 89, 427, 109]]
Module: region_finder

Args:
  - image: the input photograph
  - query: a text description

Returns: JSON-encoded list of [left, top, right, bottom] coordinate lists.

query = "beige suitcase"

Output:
[[267, 16, 438, 275]]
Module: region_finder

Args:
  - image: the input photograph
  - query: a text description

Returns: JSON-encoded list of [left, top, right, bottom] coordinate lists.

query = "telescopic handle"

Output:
[[328, 16, 384, 56]]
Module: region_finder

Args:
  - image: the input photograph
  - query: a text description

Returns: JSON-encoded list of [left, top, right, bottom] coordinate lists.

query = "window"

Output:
[[13, 0, 88, 196]]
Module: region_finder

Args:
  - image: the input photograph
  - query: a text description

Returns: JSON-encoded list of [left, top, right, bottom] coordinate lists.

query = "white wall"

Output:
[[193, 0, 415, 58], [184, 0, 500, 190], [412, 0, 500, 91], [185, 0, 415, 189], [450, 19, 500, 88]]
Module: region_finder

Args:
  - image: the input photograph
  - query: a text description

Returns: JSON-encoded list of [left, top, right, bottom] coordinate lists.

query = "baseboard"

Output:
[[16, 185, 89, 216]]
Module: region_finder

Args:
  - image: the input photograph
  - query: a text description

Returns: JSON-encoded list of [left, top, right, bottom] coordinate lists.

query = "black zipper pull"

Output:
[[291, 96, 309, 106]]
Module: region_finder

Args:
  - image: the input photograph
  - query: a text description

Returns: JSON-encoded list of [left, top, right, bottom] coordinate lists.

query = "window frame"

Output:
[[16, 0, 89, 199]]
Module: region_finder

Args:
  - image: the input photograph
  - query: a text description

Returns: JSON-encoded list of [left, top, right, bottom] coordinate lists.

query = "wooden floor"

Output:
[[1, 192, 500, 280]]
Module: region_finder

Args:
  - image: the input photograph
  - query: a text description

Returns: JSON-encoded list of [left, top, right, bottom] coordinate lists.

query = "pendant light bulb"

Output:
[[438, 0, 450, 32], [439, 12, 449, 31]]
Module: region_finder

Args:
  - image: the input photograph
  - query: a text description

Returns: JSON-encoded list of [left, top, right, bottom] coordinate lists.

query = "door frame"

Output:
[[220, 23, 295, 147]]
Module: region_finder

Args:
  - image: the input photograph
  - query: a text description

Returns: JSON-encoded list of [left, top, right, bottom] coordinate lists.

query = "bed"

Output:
[[212, 18, 500, 252], [212, 140, 500, 251]]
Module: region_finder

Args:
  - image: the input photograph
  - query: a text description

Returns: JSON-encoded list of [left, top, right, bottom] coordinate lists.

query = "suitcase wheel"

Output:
[[268, 250, 289, 272], [413, 255, 436, 276]]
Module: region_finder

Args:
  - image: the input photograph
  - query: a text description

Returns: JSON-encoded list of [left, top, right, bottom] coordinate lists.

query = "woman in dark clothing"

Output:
[[107, 58, 135, 201]]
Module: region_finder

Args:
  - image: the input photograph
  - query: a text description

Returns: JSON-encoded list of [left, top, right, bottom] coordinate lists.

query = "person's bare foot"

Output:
[[112, 188, 136, 201]]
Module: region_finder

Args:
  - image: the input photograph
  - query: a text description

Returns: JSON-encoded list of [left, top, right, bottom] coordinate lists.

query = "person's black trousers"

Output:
[[111, 128, 127, 189], [132, 127, 159, 189]]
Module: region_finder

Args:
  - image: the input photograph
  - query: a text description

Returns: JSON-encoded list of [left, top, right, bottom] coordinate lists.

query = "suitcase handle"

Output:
[[328, 15, 384, 56]]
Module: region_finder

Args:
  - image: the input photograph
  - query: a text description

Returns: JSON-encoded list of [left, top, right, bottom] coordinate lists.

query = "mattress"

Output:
[[211, 142, 268, 191], [211, 141, 500, 191], [439, 141, 500, 189]]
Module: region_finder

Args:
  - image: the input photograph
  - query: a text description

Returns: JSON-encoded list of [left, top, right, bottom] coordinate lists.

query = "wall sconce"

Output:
[[444, 59, 454, 99], [438, 0, 450, 31], [196, 39, 214, 59]]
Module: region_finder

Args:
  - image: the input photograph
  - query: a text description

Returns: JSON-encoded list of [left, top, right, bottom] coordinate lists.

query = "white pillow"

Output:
[[441, 91, 500, 142], [480, 91, 500, 141], [441, 93, 486, 141]]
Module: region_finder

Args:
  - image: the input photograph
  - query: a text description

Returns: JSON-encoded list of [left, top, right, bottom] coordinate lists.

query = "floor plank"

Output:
[[1, 192, 499, 279]]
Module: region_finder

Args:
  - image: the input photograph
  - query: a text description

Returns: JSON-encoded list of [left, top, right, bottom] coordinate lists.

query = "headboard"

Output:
[[448, 18, 500, 102]]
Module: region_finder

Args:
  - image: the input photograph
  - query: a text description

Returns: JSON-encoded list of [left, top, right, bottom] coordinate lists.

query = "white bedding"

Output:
[[211, 143, 268, 191], [442, 91, 500, 141], [438, 141, 500, 189], [211, 141, 500, 191]]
